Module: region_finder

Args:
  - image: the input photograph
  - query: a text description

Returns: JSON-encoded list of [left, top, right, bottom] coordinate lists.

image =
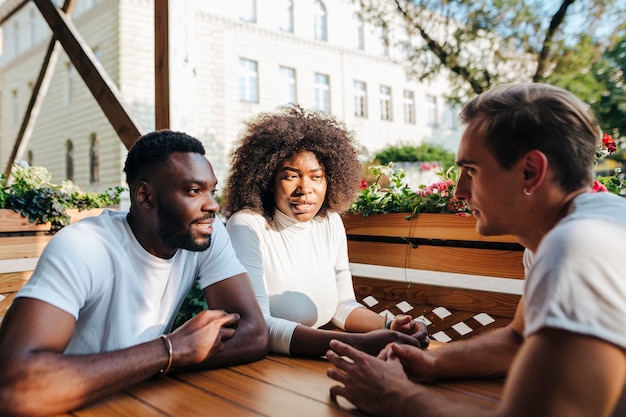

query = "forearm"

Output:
[[344, 307, 385, 332], [429, 325, 523, 380], [0, 339, 168, 417], [290, 325, 362, 356]]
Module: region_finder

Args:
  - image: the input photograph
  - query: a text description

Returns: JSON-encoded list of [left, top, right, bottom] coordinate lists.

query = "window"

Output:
[[239, 58, 259, 103], [378, 23, 389, 56], [426, 95, 438, 127], [403, 90, 415, 124], [314, 73, 330, 112], [444, 103, 459, 129], [279, 0, 294, 32], [353, 13, 364, 50], [313, 1, 327, 41], [239, 0, 257, 22], [13, 21, 20, 57], [279, 66, 297, 105], [29, 9, 36, 48], [353, 81, 367, 117], [89, 133, 100, 184], [65, 140, 74, 182], [11, 90, 19, 128], [379, 86, 392, 121], [67, 62, 77, 105]]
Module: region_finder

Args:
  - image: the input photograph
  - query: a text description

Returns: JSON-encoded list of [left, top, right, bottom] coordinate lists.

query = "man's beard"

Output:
[[156, 201, 212, 252]]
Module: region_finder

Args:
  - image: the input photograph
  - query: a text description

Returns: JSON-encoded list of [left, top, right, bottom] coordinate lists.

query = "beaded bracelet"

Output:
[[159, 334, 173, 375]]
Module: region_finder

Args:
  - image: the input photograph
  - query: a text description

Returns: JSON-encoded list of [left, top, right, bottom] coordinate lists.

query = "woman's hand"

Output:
[[390, 314, 430, 349]]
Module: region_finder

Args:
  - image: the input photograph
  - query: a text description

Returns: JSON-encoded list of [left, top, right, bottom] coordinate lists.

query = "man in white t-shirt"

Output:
[[326, 83, 626, 417], [0, 130, 268, 416]]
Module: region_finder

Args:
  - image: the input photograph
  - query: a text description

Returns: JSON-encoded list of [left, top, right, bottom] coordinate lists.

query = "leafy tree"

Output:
[[355, 0, 626, 101], [590, 27, 626, 140]]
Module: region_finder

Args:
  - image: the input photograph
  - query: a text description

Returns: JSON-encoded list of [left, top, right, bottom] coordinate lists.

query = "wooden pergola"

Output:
[[1, 0, 171, 176]]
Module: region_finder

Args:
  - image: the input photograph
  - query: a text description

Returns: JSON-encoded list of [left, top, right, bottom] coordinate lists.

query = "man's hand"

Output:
[[377, 342, 436, 382], [167, 310, 240, 369], [326, 339, 417, 417]]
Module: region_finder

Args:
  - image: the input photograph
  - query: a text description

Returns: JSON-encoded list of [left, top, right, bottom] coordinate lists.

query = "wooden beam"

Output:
[[4, 0, 76, 177], [154, 0, 170, 129], [0, 0, 29, 26], [32, 0, 144, 149]]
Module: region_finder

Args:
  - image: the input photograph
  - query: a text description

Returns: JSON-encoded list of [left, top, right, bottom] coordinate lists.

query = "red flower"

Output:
[[592, 180, 608, 193], [359, 179, 368, 190], [602, 133, 617, 154]]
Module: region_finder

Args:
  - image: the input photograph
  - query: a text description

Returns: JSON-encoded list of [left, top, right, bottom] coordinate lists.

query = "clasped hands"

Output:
[[326, 318, 433, 416], [389, 314, 430, 348]]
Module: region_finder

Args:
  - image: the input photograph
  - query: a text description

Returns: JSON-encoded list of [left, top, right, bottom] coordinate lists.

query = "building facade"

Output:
[[0, 0, 462, 193]]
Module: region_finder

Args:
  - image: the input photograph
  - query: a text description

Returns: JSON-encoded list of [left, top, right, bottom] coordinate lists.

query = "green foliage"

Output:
[[351, 156, 625, 218], [596, 168, 625, 195], [173, 282, 207, 329], [0, 162, 125, 231], [374, 143, 456, 170], [591, 28, 626, 139], [349, 163, 470, 217]]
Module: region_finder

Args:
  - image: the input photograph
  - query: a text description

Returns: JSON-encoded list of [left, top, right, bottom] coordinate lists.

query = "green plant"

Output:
[[349, 163, 470, 217], [593, 133, 625, 195], [374, 143, 456, 170], [352, 133, 625, 218], [173, 282, 207, 329], [0, 162, 125, 231]]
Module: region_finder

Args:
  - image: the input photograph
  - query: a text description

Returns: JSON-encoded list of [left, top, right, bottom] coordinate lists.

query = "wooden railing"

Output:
[[342, 213, 525, 343]]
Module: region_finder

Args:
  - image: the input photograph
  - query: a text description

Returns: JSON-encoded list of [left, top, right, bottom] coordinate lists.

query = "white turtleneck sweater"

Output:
[[226, 209, 363, 354]]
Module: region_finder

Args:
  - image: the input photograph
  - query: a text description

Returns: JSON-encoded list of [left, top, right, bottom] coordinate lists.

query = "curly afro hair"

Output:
[[222, 106, 362, 220]]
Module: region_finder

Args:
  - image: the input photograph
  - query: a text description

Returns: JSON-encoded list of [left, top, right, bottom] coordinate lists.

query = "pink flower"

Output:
[[418, 180, 454, 197]]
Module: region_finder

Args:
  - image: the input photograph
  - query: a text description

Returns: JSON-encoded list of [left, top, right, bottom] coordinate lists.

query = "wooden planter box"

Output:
[[341, 213, 525, 343], [0, 208, 105, 318]]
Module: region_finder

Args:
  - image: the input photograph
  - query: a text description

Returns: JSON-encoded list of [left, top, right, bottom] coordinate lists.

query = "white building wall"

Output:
[[0, 0, 462, 193], [0, 0, 128, 191]]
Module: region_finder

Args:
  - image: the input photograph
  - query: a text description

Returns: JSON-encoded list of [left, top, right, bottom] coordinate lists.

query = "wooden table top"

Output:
[[53, 353, 504, 417]]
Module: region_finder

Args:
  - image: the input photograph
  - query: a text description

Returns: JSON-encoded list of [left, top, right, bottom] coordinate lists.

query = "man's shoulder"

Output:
[[226, 210, 267, 231], [66, 209, 127, 229], [50, 210, 129, 249]]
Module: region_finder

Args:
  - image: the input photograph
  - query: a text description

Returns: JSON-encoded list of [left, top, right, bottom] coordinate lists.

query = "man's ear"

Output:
[[521, 150, 548, 193], [135, 180, 154, 210]]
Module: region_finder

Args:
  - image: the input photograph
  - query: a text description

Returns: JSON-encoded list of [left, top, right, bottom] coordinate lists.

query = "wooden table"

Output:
[[54, 354, 504, 417]]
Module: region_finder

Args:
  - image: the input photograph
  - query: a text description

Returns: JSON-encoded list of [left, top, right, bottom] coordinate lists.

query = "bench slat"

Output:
[[348, 240, 525, 279]]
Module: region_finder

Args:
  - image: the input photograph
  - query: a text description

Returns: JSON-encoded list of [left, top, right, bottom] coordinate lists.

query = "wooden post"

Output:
[[33, 0, 144, 150], [154, 0, 170, 130]]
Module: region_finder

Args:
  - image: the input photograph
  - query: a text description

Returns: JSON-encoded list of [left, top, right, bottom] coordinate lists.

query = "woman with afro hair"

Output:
[[223, 106, 428, 356]]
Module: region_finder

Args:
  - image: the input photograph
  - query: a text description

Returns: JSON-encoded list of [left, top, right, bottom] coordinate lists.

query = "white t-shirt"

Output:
[[16, 210, 246, 354], [524, 192, 626, 348], [226, 209, 363, 354]]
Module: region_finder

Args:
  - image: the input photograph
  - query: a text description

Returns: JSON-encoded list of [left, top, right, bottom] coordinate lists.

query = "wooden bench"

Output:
[[342, 213, 525, 343], [0, 209, 105, 320]]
